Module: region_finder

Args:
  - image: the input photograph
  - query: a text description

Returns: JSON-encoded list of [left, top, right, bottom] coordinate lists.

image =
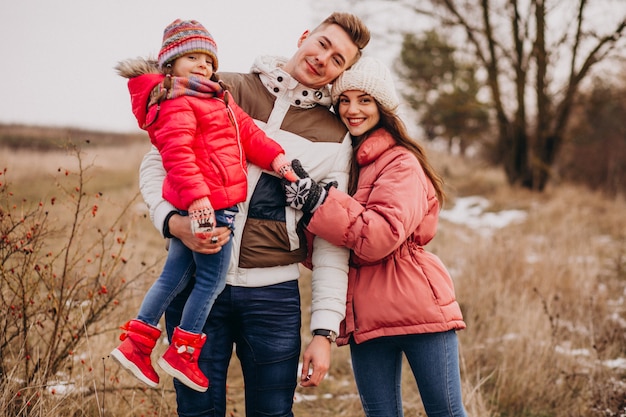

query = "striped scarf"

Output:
[[144, 75, 226, 128], [148, 75, 224, 108]]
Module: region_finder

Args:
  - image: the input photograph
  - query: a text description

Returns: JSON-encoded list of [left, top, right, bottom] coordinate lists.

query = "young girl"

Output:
[[111, 19, 296, 393], [284, 57, 467, 416]]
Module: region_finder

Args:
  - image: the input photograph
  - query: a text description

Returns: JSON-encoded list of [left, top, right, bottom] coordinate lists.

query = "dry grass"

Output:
[[438, 155, 626, 416], [1, 135, 625, 417]]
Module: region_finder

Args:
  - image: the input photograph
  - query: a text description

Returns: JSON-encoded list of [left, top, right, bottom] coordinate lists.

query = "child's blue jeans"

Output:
[[137, 207, 236, 333]]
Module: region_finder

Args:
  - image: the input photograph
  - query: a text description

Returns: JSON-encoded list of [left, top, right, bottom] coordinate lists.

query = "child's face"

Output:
[[171, 53, 214, 79]]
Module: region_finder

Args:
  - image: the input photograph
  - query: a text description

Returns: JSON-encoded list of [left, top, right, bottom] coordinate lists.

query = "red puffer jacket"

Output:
[[306, 129, 465, 345], [127, 73, 284, 211]]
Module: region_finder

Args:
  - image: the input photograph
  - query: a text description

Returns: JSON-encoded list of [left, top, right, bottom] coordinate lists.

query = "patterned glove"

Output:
[[283, 159, 336, 214], [188, 196, 216, 237], [271, 154, 299, 183]]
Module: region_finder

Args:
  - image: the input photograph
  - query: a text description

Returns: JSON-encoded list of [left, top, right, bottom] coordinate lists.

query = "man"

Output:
[[139, 12, 370, 416]]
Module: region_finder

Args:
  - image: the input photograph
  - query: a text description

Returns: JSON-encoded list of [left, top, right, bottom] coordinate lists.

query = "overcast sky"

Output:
[[0, 1, 326, 133], [2, 1, 623, 134], [0, 0, 426, 133]]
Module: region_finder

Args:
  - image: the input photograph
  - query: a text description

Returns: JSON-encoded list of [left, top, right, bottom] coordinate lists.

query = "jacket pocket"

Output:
[[208, 151, 228, 185], [412, 249, 456, 306]]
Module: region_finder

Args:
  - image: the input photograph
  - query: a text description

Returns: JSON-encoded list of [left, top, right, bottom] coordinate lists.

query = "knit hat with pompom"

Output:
[[158, 19, 218, 71], [331, 57, 399, 112]]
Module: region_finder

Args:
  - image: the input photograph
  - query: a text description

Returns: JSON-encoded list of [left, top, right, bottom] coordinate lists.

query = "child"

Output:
[[111, 19, 297, 393]]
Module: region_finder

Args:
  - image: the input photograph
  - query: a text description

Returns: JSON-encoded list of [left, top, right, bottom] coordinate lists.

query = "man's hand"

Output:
[[299, 335, 331, 387], [168, 214, 230, 254]]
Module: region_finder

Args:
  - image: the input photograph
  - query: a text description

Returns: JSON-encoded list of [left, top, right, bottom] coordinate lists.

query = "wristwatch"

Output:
[[312, 329, 337, 343]]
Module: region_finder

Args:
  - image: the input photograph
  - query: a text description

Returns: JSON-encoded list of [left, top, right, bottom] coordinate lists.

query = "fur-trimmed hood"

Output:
[[115, 57, 161, 79], [115, 57, 164, 129]]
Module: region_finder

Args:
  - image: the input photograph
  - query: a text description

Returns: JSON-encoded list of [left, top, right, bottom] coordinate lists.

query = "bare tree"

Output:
[[397, 30, 491, 155], [400, 0, 626, 190]]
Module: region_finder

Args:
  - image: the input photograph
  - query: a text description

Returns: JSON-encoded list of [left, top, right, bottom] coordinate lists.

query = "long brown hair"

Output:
[[345, 104, 446, 206]]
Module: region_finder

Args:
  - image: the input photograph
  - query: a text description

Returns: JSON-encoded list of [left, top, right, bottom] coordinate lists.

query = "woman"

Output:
[[284, 57, 467, 417]]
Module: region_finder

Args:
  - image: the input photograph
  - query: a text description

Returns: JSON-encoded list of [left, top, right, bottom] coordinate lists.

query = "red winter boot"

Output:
[[110, 319, 161, 387], [157, 327, 209, 392]]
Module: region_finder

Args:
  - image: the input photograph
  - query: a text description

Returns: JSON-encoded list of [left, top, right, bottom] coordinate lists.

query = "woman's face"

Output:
[[336, 90, 380, 137], [171, 53, 214, 79]]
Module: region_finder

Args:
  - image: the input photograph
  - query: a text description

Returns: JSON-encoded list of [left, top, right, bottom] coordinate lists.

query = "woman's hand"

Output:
[[283, 159, 336, 213]]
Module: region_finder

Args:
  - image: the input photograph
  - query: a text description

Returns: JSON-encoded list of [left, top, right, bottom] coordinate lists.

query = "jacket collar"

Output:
[[251, 55, 333, 109], [356, 129, 396, 166]]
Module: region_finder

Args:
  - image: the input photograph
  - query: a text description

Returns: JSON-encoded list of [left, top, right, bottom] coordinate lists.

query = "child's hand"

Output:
[[188, 197, 216, 238], [271, 154, 299, 183]]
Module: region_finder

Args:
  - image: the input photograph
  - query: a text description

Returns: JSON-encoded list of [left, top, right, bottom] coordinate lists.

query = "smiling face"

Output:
[[282, 24, 360, 90], [171, 53, 214, 79], [337, 90, 381, 137]]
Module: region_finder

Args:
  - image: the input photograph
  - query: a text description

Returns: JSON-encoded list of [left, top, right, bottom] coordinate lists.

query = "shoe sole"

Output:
[[110, 348, 159, 388], [157, 357, 208, 392]]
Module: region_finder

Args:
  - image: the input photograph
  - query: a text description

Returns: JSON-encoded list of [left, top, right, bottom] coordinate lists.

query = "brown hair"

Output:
[[312, 12, 371, 62], [344, 105, 446, 206]]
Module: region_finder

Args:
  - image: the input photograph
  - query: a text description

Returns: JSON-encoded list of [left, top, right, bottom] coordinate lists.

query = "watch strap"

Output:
[[312, 329, 337, 342]]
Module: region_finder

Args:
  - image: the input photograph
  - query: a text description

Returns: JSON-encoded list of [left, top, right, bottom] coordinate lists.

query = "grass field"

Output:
[[1, 125, 625, 416]]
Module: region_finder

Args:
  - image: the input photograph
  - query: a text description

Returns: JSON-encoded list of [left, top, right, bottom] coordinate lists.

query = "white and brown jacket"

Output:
[[139, 55, 352, 333]]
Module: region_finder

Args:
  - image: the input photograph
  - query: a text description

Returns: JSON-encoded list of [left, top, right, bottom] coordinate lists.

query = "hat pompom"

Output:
[[158, 19, 219, 71], [331, 57, 399, 112]]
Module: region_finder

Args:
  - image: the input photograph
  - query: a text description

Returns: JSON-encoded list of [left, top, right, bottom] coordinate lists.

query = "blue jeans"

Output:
[[350, 331, 467, 417], [165, 280, 302, 417], [137, 208, 236, 333]]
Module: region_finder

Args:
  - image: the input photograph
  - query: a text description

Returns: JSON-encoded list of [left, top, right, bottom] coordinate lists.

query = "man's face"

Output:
[[283, 24, 360, 90]]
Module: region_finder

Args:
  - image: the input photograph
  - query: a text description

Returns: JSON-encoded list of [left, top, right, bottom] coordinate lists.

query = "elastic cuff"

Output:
[[162, 210, 178, 239]]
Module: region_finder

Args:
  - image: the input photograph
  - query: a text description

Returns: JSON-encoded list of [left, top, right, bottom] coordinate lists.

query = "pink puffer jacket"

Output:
[[306, 129, 465, 345]]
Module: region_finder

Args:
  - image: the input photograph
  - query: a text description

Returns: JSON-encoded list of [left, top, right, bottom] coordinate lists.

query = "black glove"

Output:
[[283, 159, 336, 214]]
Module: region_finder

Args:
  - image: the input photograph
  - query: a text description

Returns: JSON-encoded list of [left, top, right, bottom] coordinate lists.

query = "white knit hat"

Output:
[[331, 57, 400, 112]]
